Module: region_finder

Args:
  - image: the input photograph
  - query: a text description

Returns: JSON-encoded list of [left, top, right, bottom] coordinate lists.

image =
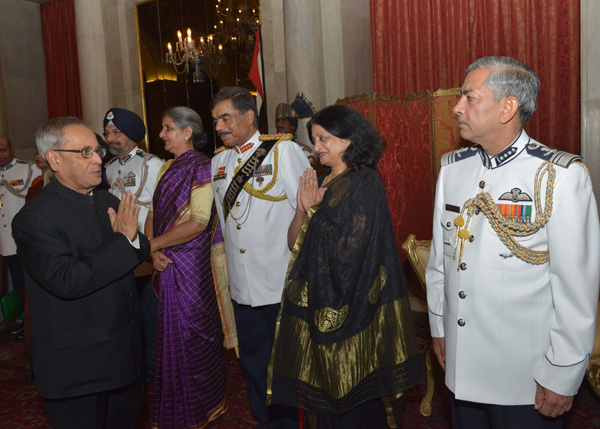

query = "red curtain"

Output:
[[370, 0, 580, 155], [41, 0, 83, 119]]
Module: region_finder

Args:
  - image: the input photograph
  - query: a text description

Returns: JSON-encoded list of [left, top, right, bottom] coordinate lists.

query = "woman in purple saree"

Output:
[[145, 107, 226, 428]]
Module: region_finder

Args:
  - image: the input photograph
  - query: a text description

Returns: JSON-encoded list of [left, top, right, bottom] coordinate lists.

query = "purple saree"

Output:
[[151, 150, 226, 428]]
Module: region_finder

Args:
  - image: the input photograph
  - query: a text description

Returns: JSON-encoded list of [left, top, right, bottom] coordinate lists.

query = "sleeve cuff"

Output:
[[127, 233, 141, 249], [534, 354, 589, 396]]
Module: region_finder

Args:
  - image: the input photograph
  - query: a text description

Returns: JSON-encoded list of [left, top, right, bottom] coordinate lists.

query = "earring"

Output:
[[185, 137, 189, 142]]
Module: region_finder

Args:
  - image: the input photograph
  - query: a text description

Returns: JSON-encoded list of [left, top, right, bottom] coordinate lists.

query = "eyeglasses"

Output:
[[102, 130, 122, 138], [53, 147, 107, 159]]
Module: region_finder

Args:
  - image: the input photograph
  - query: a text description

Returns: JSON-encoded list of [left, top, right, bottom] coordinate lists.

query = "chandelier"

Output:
[[166, 29, 225, 83], [214, 0, 260, 49], [165, 0, 260, 84]]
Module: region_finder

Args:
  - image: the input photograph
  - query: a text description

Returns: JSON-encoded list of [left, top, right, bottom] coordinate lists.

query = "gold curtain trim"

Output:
[[433, 87, 461, 97], [335, 93, 372, 105]]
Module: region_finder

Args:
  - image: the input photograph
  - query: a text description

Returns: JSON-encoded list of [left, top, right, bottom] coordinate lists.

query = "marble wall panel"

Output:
[[0, 0, 48, 159], [581, 0, 600, 210]]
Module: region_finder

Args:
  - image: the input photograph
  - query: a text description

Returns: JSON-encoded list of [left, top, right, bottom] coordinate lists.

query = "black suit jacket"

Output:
[[12, 179, 150, 399]]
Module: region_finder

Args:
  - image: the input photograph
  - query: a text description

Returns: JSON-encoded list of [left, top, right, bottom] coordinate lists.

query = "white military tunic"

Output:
[[106, 147, 164, 231], [0, 158, 39, 256], [426, 130, 600, 405], [211, 131, 310, 306]]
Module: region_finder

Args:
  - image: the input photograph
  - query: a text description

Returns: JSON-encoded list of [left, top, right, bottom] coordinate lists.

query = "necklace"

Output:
[[326, 168, 348, 185]]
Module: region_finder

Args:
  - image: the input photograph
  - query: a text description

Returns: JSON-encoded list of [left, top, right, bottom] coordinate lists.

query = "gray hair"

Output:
[[162, 106, 208, 150], [35, 117, 88, 162], [466, 56, 540, 125], [211, 86, 259, 129]]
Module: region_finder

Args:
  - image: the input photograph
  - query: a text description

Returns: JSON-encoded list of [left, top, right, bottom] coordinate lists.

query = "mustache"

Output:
[[456, 115, 467, 125], [217, 131, 232, 137]]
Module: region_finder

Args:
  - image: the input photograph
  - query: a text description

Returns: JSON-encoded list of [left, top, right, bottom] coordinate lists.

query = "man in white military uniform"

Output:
[[426, 56, 600, 428], [211, 87, 309, 428], [0, 136, 40, 327], [104, 108, 164, 383]]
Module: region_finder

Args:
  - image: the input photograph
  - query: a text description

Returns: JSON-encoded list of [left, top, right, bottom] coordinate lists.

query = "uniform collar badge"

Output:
[[0, 159, 15, 172], [493, 146, 518, 168], [119, 153, 133, 165], [235, 142, 254, 154]]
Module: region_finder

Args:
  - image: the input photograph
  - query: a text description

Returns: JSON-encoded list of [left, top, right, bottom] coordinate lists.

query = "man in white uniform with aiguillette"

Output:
[[211, 87, 309, 428], [0, 136, 40, 329], [104, 108, 164, 383], [426, 56, 600, 428]]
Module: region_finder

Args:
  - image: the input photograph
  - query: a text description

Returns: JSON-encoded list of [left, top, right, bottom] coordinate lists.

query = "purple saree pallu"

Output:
[[151, 150, 226, 428]]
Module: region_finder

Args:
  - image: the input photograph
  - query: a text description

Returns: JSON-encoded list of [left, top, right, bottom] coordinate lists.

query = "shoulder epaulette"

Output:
[[440, 146, 480, 167], [16, 160, 29, 165], [259, 133, 293, 142], [214, 146, 230, 155], [137, 150, 156, 161], [526, 142, 582, 168], [108, 157, 119, 165]]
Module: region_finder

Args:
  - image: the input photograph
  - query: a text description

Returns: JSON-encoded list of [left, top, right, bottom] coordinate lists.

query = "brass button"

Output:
[[479, 180, 485, 189], [468, 235, 474, 242], [236, 224, 242, 230], [236, 201, 241, 207], [459, 291, 466, 299], [459, 262, 467, 271], [457, 319, 466, 327], [240, 248, 245, 254], [446, 221, 452, 228]]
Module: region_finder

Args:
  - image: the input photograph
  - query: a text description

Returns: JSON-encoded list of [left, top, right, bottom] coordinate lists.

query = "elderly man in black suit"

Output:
[[12, 117, 150, 428]]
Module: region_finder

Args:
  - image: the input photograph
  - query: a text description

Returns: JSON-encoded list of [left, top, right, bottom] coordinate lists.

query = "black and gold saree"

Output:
[[267, 167, 422, 425]]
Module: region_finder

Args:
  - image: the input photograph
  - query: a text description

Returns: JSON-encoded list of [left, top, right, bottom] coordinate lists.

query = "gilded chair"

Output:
[[402, 234, 600, 409], [401, 234, 434, 416], [585, 302, 600, 397]]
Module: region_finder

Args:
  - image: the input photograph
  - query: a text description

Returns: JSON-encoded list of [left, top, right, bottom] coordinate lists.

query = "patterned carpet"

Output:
[[1, 312, 599, 428]]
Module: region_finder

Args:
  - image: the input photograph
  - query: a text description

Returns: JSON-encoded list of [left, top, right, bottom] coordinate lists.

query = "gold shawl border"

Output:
[[269, 296, 419, 401], [267, 205, 320, 401]]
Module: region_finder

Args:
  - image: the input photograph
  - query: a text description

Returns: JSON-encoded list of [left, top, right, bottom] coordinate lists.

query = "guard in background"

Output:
[[275, 93, 325, 175], [0, 135, 40, 336], [104, 108, 164, 383]]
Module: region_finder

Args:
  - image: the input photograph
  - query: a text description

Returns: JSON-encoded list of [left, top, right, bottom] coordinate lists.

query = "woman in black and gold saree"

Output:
[[267, 105, 422, 428]]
